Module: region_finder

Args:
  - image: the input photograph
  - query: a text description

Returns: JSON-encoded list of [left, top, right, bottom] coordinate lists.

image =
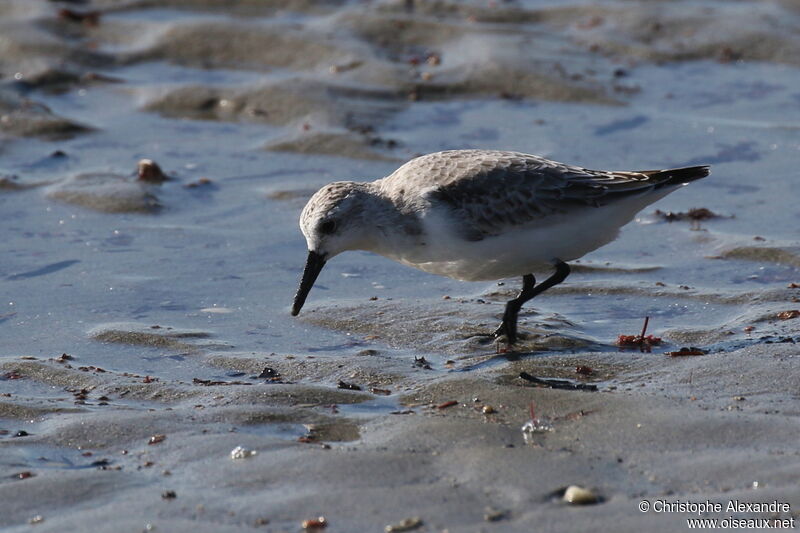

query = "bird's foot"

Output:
[[492, 321, 518, 346]]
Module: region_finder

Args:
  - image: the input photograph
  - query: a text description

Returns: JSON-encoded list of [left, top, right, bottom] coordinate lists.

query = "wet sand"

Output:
[[2, 0, 800, 531], [2, 340, 799, 532]]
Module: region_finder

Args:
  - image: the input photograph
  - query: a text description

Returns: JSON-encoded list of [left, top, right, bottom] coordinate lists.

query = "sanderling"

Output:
[[291, 150, 709, 344]]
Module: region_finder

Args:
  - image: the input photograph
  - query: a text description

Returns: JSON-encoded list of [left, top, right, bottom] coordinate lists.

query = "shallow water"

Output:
[[4, 75, 797, 363], [2, 1, 799, 530]]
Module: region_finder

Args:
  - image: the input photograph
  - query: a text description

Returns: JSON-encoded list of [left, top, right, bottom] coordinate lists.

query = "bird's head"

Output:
[[291, 181, 373, 316]]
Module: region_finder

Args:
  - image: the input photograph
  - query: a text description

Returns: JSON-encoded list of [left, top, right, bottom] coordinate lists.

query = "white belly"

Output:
[[380, 191, 671, 281]]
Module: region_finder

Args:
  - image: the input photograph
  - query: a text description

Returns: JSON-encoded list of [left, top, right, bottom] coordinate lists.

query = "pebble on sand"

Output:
[[137, 159, 169, 183], [230, 446, 257, 459], [385, 517, 423, 532], [301, 516, 327, 529], [563, 485, 598, 505]]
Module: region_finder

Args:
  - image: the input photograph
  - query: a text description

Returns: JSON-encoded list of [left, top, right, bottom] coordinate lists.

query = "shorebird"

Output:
[[291, 150, 709, 344]]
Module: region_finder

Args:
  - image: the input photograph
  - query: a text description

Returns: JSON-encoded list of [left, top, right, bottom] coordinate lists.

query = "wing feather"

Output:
[[381, 150, 708, 241]]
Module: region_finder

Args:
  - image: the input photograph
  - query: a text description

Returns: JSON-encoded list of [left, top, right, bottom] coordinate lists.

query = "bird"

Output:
[[291, 149, 709, 344]]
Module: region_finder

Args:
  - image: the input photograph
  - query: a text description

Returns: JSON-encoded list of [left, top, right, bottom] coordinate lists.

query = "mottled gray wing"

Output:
[[422, 151, 655, 240]]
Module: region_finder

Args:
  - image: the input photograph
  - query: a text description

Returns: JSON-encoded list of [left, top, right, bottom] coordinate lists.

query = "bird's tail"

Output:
[[645, 166, 711, 188]]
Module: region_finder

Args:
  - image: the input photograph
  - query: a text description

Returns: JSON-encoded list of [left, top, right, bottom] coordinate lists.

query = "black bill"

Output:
[[291, 250, 327, 316]]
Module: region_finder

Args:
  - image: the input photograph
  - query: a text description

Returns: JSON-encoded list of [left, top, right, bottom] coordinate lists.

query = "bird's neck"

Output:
[[356, 181, 424, 258]]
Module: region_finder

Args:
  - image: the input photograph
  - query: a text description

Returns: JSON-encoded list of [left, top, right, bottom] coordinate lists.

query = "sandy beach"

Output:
[[2, 0, 800, 531]]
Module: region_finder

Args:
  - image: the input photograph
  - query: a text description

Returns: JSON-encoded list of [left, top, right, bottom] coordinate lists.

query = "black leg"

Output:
[[492, 273, 535, 343], [493, 260, 571, 344]]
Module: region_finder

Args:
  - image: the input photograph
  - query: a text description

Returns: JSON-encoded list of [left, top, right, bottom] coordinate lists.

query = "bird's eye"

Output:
[[319, 220, 337, 234]]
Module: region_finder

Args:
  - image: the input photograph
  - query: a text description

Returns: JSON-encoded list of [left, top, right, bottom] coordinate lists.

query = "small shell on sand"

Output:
[[563, 485, 598, 505], [230, 446, 257, 459], [137, 159, 169, 183], [301, 516, 326, 529], [521, 418, 553, 445], [385, 517, 422, 532]]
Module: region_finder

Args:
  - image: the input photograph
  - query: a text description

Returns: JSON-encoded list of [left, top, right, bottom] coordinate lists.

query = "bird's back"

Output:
[[382, 150, 562, 190], [380, 149, 708, 241]]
